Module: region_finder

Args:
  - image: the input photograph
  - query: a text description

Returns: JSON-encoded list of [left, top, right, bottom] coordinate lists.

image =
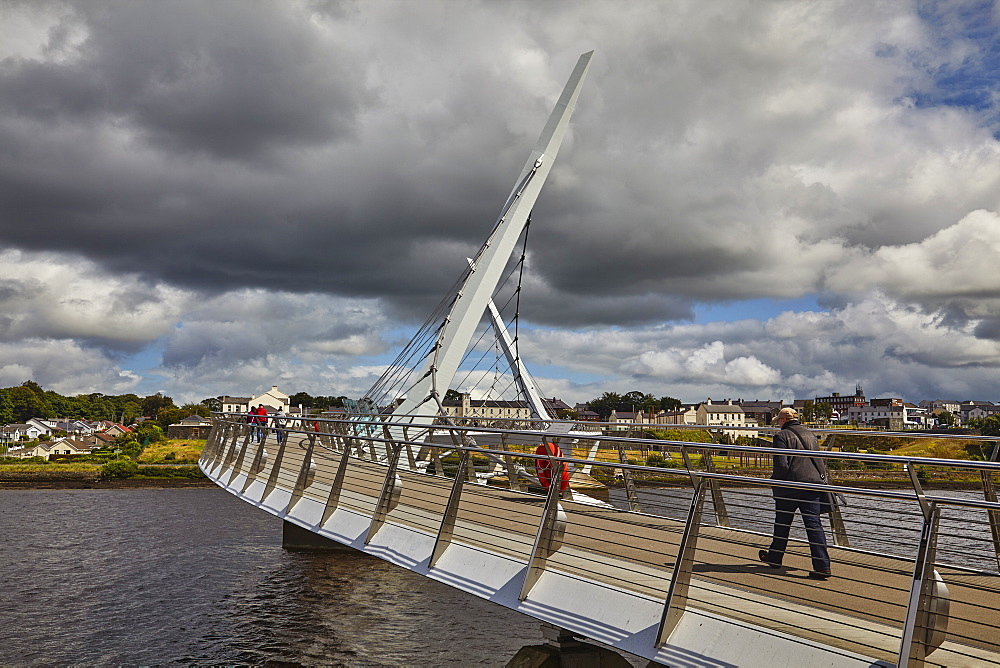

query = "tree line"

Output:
[[583, 391, 683, 421], [0, 381, 352, 429]]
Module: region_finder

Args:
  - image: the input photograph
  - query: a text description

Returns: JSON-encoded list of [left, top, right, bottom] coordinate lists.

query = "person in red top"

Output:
[[253, 404, 267, 442]]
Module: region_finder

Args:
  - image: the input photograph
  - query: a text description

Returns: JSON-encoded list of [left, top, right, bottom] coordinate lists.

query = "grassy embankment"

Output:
[[0, 438, 208, 484]]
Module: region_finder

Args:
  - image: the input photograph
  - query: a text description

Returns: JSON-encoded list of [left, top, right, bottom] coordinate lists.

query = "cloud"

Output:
[[827, 209, 1000, 315], [0, 338, 141, 395], [1, 2, 1000, 405], [0, 249, 189, 349], [518, 292, 1000, 402]]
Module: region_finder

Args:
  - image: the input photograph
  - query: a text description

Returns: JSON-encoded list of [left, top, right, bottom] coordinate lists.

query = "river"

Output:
[[4, 484, 993, 665], [0, 487, 622, 666]]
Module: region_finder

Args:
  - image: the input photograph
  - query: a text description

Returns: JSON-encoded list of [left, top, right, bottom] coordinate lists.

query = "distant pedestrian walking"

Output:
[[273, 411, 287, 445], [759, 407, 832, 579]]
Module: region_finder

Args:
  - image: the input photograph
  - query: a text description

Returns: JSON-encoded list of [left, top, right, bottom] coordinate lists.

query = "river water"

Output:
[[3, 485, 994, 665], [0, 487, 591, 666]]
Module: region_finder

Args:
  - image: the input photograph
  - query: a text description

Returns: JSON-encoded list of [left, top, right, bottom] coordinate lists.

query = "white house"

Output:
[[1, 423, 45, 446], [5, 437, 94, 459], [695, 400, 757, 440], [223, 386, 291, 414], [658, 407, 699, 426]]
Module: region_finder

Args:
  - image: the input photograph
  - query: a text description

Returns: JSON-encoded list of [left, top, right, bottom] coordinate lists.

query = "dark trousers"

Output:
[[765, 487, 830, 571]]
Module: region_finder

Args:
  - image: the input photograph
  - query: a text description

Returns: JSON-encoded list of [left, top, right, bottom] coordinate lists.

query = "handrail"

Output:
[[203, 412, 1000, 667], [212, 411, 1000, 472]]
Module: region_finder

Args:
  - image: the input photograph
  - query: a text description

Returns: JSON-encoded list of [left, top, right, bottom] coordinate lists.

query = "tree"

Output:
[[813, 402, 833, 422], [141, 393, 175, 418], [621, 391, 651, 411], [121, 401, 142, 424], [181, 403, 210, 418], [200, 396, 223, 412], [444, 389, 463, 402], [659, 396, 682, 412], [155, 406, 188, 429], [132, 421, 165, 444], [587, 392, 622, 421], [980, 414, 1000, 437], [288, 392, 314, 408], [5, 385, 53, 422], [800, 401, 816, 423], [936, 410, 955, 427]]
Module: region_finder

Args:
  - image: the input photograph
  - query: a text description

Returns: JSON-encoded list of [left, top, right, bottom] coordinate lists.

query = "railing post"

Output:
[[430, 448, 471, 568], [617, 442, 641, 512], [519, 452, 567, 600], [701, 450, 730, 527], [286, 432, 317, 512], [261, 426, 290, 500], [899, 464, 950, 667], [403, 425, 418, 470], [365, 443, 403, 544], [214, 422, 235, 465], [656, 473, 707, 646], [827, 495, 852, 548], [498, 433, 519, 490], [203, 421, 222, 463], [321, 438, 354, 526], [226, 425, 256, 486], [205, 421, 229, 469], [982, 442, 1000, 571], [222, 424, 250, 473]]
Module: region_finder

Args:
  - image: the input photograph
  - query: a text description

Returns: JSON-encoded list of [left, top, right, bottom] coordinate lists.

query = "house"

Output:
[[5, 437, 94, 459], [57, 419, 94, 436], [93, 432, 118, 448], [919, 399, 961, 414], [815, 385, 867, 414], [607, 410, 641, 431], [542, 397, 573, 418], [1, 423, 45, 446], [658, 407, 698, 425], [222, 386, 291, 415], [739, 400, 783, 426], [102, 424, 133, 438], [167, 415, 213, 439], [696, 399, 757, 439], [222, 395, 252, 414], [26, 418, 55, 436], [962, 402, 1000, 422], [441, 394, 534, 423]]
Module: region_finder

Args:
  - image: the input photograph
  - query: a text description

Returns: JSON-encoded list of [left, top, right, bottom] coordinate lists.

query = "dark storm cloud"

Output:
[[4, 1, 1000, 404], [0, 1, 367, 159]]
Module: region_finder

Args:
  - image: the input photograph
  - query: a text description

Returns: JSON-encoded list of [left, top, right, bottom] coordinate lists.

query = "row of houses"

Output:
[[1, 419, 134, 447], [575, 391, 1000, 434]]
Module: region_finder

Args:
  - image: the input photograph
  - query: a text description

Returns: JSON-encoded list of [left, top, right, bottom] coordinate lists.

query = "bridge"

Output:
[[200, 50, 1000, 666], [199, 416, 1000, 667]]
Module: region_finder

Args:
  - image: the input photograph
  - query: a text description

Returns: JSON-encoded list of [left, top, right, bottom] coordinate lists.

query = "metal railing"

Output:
[[200, 412, 1000, 668]]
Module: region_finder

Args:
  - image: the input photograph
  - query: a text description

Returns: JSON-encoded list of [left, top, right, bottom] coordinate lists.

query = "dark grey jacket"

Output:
[[771, 420, 826, 483]]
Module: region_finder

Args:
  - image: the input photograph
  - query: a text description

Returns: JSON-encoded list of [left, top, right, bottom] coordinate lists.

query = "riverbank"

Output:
[[0, 469, 216, 490]]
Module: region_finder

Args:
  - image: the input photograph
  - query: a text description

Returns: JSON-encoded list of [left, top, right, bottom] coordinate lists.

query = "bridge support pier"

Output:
[[504, 624, 632, 668], [281, 520, 358, 552]]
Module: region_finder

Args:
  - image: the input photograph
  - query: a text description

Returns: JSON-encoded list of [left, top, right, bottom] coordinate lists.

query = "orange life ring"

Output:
[[535, 442, 569, 491]]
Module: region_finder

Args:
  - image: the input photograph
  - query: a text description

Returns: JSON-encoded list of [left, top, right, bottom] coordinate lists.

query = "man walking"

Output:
[[759, 407, 832, 579]]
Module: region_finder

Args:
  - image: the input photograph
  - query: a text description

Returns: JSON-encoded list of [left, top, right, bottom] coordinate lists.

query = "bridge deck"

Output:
[[205, 429, 1000, 667]]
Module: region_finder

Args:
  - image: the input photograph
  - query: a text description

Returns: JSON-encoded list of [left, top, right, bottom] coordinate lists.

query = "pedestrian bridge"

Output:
[[199, 415, 1000, 667]]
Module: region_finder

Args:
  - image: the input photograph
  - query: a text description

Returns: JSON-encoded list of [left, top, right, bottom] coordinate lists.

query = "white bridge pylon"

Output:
[[389, 51, 594, 424]]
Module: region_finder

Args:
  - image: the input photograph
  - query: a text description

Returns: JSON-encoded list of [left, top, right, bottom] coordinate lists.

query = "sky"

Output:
[[2, 0, 1000, 407]]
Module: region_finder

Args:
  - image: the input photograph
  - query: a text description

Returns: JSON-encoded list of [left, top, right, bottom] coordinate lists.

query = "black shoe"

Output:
[[808, 569, 832, 580], [758, 550, 781, 569]]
